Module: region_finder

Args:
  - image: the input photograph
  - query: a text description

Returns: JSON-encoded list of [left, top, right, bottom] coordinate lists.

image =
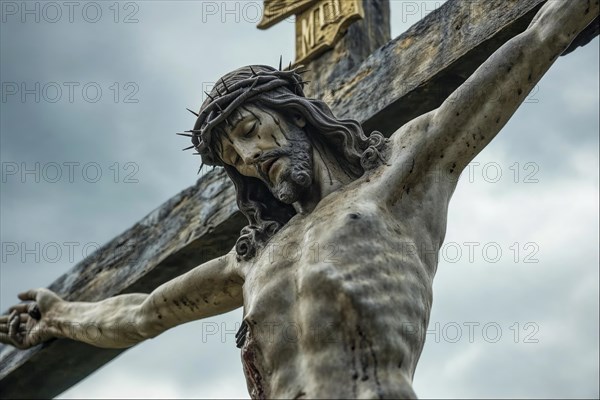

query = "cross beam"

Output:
[[2, 0, 596, 397]]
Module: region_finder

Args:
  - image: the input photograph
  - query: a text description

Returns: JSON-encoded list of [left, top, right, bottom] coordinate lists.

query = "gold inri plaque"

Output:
[[257, 0, 365, 65]]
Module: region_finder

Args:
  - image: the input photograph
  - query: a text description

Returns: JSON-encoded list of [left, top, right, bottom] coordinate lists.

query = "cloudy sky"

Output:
[[0, 1, 598, 398]]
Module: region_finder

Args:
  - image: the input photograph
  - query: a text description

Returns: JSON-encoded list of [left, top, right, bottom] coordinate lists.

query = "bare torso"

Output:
[[237, 119, 457, 398]]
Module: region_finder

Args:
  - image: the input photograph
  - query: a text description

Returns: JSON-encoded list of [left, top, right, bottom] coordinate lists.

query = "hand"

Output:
[[0, 288, 63, 350]]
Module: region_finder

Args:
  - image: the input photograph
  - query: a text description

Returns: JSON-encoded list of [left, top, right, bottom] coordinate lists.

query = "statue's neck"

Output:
[[292, 140, 354, 214]]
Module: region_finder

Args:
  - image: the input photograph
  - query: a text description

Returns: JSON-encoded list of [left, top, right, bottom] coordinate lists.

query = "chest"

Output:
[[269, 192, 388, 257], [241, 187, 409, 294]]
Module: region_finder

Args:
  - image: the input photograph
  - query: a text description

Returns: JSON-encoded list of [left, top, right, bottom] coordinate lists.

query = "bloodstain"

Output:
[[241, 328, 266, 400]]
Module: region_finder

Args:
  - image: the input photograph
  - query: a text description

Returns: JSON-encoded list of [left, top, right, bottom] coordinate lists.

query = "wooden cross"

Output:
[[0, 0, 596, 397]]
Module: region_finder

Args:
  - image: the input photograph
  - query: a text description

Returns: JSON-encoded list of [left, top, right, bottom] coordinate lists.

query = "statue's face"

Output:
[[217, 104, 313, 203]]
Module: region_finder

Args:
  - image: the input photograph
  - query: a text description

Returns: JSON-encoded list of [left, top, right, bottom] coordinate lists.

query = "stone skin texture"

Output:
[[234, 2, 600, 393], [1, 1, 599, 399], [236, 171, 442, 398]]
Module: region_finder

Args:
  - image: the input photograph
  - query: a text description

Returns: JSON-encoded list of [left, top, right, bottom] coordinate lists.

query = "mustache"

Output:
[[255, 136, 312, 165], [255, 149, 287, 183], [254, 129, 312, 191], [256, 146, 292, 164]]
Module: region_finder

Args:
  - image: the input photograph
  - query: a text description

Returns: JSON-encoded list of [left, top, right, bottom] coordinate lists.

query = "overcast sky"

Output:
[[0, 1, 598, 398]]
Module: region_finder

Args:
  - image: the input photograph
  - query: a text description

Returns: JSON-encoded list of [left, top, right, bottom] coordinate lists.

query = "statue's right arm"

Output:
[[382, 0, 598, 194], [0, 251, 243, 349]]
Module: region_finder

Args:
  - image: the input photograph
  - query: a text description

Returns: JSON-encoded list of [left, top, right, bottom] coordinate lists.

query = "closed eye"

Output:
[[244, 122, 257, 137]]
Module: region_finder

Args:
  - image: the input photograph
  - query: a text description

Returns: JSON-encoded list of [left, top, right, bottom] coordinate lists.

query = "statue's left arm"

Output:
[[0, 252, 242, 349], [389, 0, 598, 182]]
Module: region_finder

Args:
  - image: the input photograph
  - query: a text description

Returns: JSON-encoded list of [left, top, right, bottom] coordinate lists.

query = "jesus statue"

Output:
[[1, 1, 598, 398]]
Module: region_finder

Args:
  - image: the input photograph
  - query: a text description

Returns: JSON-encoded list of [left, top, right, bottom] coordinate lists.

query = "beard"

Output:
[[256, 124, 313, 204]]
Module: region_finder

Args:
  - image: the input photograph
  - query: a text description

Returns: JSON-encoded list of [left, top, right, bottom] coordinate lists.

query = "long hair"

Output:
[[188, 65, 388, 261]]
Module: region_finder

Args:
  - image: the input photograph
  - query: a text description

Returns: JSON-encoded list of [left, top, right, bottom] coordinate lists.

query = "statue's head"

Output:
[[187, 64, 387, 261]]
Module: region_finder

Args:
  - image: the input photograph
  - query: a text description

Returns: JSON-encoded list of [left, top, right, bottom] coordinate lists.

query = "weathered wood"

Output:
[[1, 0, 597, 397], [301, 0, 391, 98], [324, 0, 551, 135], [330, 0, 595, 136]]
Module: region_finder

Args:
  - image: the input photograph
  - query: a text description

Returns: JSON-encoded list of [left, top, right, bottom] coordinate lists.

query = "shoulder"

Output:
[[387, 110, 437, 164], [212, 247, 245, 283], [357, 109, 452, 205]]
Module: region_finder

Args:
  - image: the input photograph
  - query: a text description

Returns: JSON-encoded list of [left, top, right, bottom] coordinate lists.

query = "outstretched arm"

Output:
[[0, 251, 243, 349], [389, 0, 598, 184]]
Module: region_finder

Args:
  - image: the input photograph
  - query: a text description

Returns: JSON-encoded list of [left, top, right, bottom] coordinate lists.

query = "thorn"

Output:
[[204, 91, 215, 102], [288, 61, 292, 70], [176, 132, 193, 137], [185, 129, 202, 133], [249, 66, 257, 76], [182, 145, 195, 151], [215, 87, 222, 96], [215, 102, 224, 112], [186, 108, 199, 117], [278, 55, 282, 71], [221, 78, 230, 93]]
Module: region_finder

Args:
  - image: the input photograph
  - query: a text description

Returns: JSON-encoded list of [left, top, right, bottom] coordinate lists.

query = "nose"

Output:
[[236, 144, 261, 165]]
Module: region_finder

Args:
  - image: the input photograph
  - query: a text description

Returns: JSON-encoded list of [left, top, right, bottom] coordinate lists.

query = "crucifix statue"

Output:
[[1, 0, 598, 398]]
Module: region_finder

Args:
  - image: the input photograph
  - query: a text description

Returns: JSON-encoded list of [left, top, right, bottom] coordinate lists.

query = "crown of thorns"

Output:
[[177, 58, 310, 172]]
